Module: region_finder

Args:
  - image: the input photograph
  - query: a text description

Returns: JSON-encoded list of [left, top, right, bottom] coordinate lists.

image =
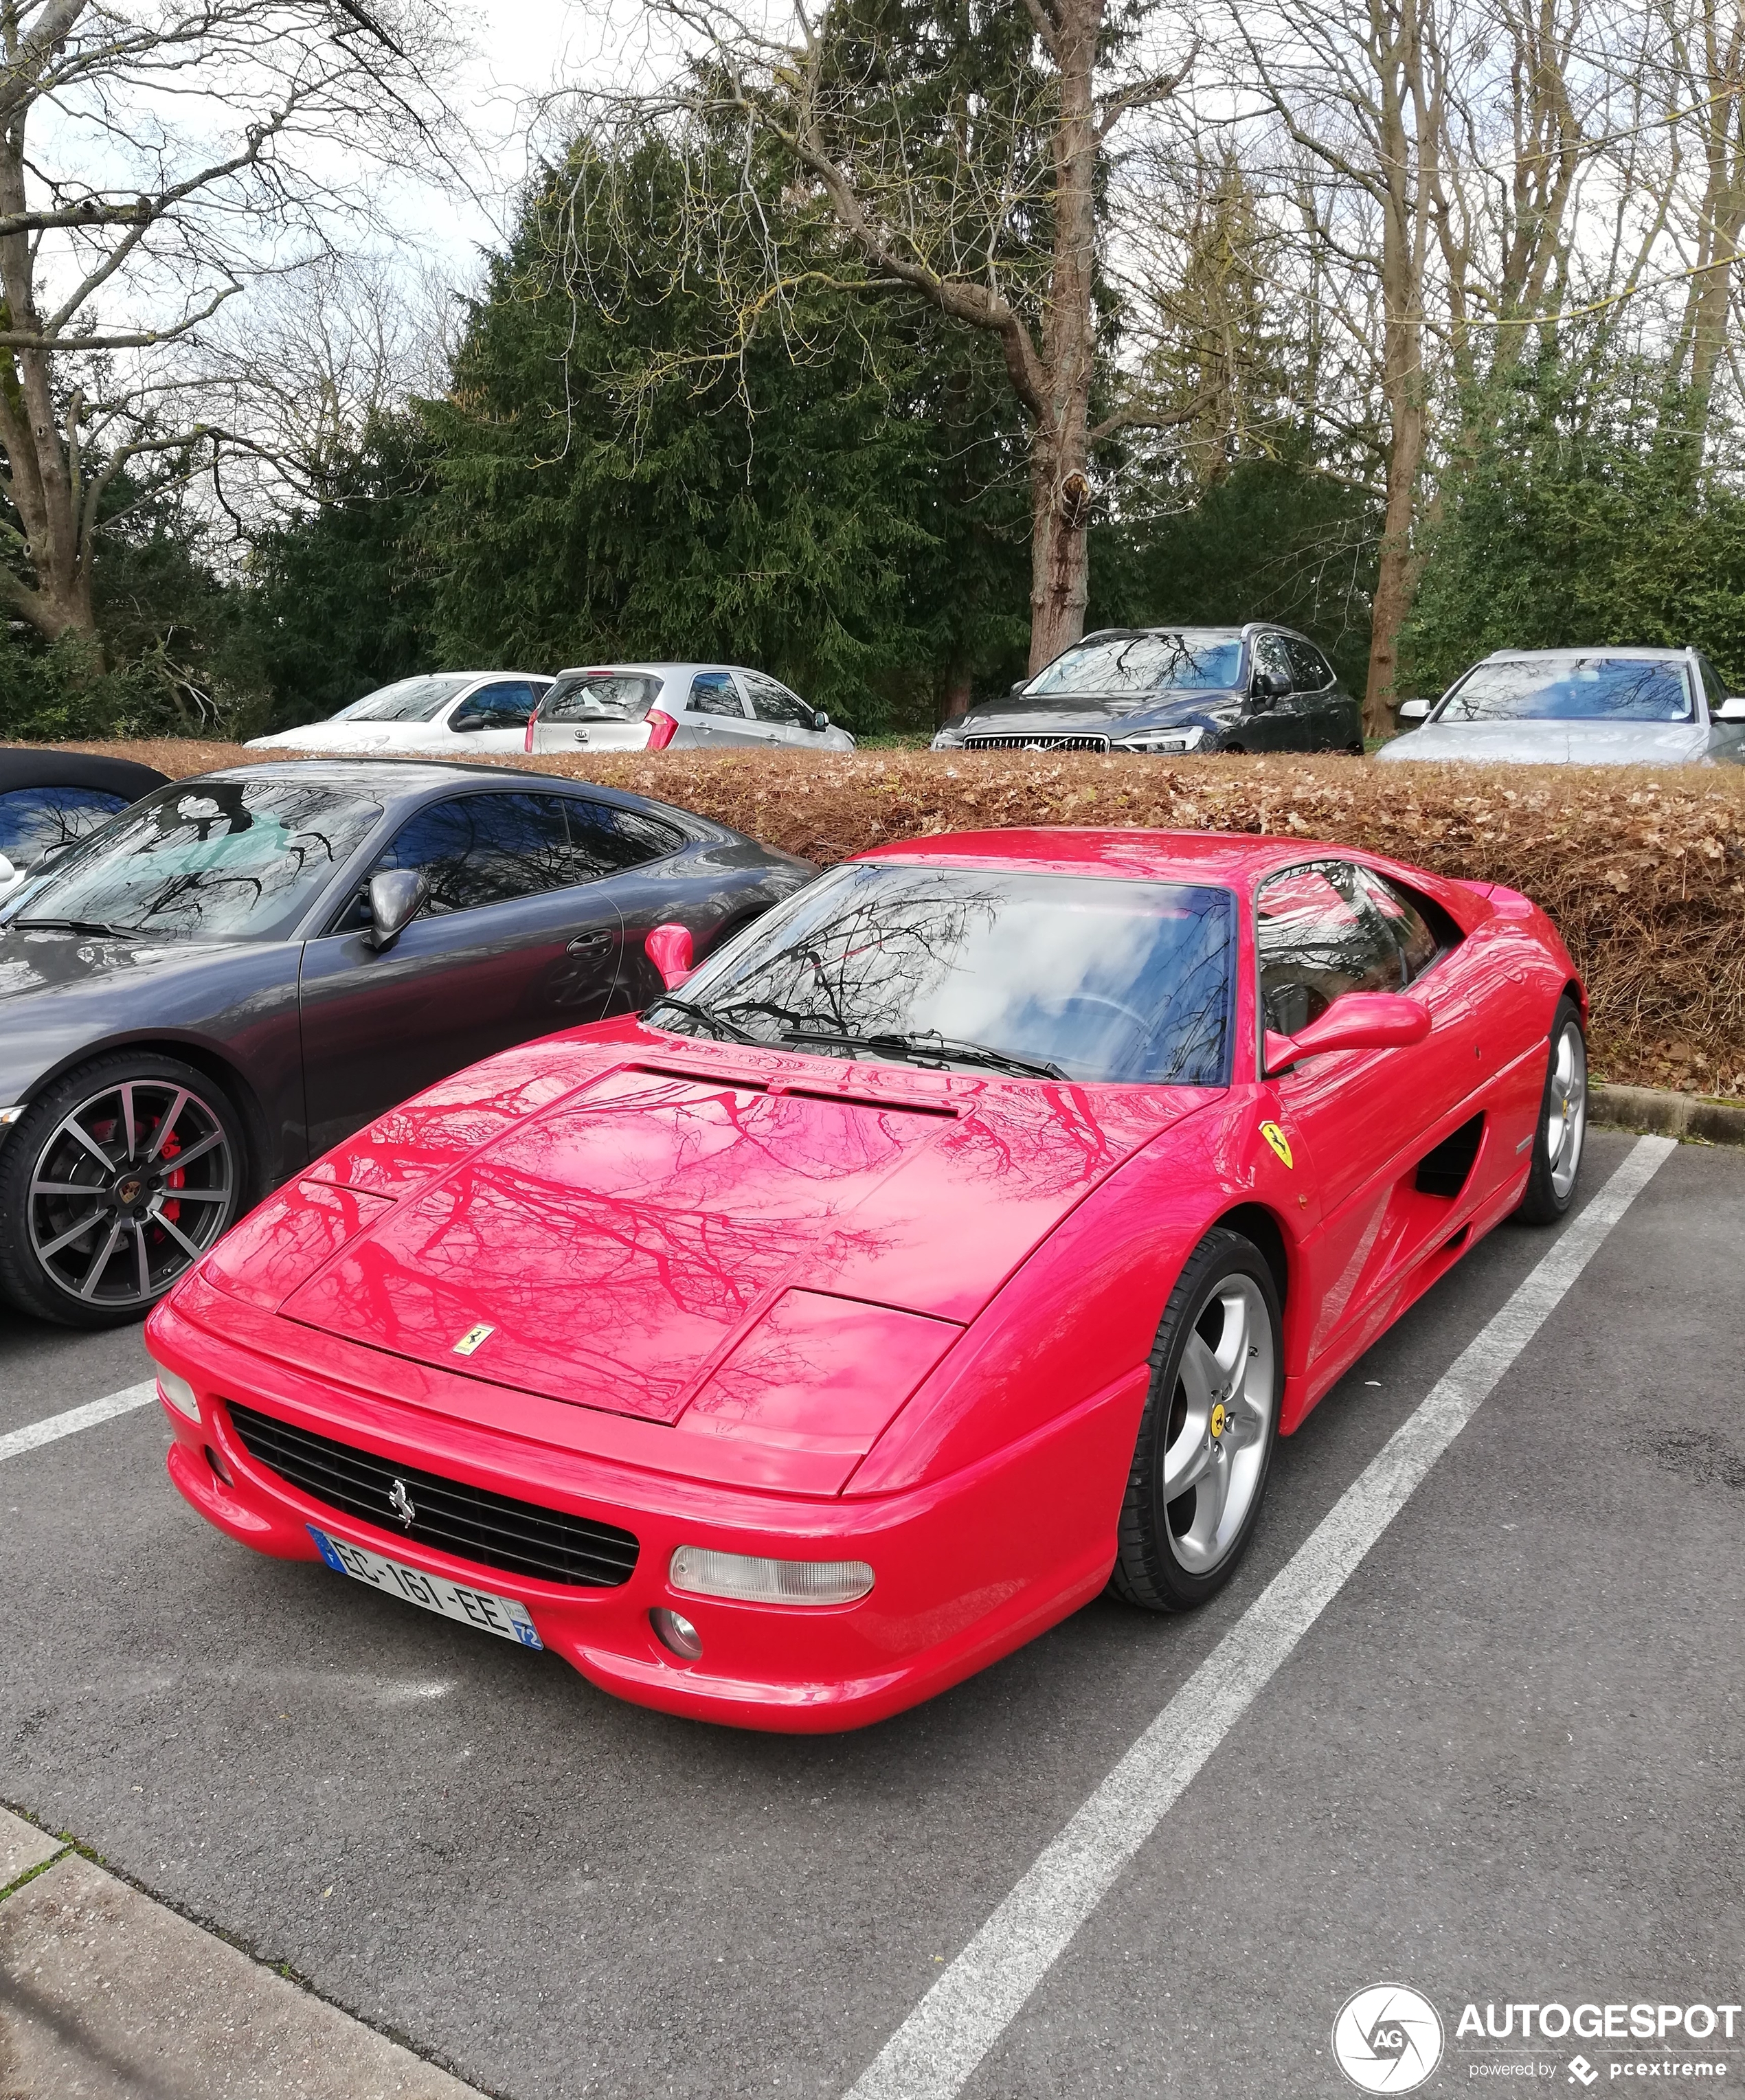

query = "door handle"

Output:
[[566, 931, 611, 954]]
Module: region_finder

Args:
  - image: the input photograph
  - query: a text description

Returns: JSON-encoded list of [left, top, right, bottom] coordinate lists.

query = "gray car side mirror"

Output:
[[1397, 697, 1432, 721], [363, 868, 429, 951], [1717, 696, 1745, 721], [1250, 669, 1290, 705], [814, 710, 830, 732]]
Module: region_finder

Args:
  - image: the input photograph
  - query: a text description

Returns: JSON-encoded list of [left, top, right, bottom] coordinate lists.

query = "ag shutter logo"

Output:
[[1333, 1984, 1445, 2094]]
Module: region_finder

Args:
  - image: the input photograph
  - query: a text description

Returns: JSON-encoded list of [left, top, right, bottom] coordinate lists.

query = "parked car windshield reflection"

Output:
[[337, 673, 475, 724], [1439, 658, 1692, 723], [657, 863, 1235, 1085], [1026, 632, 1245, 697], [7, 778, 383, 941]]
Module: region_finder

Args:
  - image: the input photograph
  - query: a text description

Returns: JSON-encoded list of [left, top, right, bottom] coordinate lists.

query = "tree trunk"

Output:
[[1026, 0, 1102, 675]]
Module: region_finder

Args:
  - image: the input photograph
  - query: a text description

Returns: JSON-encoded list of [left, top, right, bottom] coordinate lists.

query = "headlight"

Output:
[[153, 1365, 201, 1421], [1114, 725, 1211, 754], [669, 1546, 875, 1606]]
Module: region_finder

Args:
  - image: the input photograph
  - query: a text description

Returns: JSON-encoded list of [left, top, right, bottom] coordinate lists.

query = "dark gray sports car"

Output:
[[930, 624, 1363, 756], [0, 759, 814, 1328]]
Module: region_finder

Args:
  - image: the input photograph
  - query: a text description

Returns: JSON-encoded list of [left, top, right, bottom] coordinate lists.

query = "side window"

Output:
[[1252, 634, 1294, 691], [349, 793, 587, 922], [562, 800, 685, 874], [741, 673, 815, 730], [0, 786, 130, 868], [1698, 655, 1729, 715], [1257, 861, 1404, 1039], [688, 671, 747, 719], [1285, 637, 1334, 690], [451, 681, 539, 733], [1351, 865, 1439, 982]]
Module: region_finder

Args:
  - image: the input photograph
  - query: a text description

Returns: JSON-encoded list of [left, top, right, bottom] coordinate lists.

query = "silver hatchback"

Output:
[[524, 663, 857, 756]]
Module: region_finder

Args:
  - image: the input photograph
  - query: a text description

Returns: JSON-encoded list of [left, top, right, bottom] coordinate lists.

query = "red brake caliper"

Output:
[[159, 1127, 183, 1226]]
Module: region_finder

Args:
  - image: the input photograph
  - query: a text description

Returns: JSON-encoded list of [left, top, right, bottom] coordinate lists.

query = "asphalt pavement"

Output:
[[3, 1127, 1741, 2099]]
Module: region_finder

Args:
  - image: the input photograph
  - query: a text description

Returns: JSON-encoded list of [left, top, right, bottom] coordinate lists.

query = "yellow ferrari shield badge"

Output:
[[452, 1323, 495, 1357], [1259, 1121, 1294, 1171]]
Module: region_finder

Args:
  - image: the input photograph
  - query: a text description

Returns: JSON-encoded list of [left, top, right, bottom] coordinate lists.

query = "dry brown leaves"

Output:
[[34, 738, 1745, 1100]]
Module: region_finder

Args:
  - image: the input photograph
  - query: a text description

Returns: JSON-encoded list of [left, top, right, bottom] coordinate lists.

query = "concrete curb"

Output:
[[1590, 1082, 1745, 1148]]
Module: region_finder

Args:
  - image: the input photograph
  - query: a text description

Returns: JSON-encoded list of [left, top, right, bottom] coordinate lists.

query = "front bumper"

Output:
[[148, 1289, 1124, 1733]]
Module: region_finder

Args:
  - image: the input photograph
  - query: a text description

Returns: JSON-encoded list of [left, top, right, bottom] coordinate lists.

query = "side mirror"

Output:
[[0, 853, 14, 888], [813, 710, 830, 732], [450, 709, 486, 733], [362, 868, 429, 951], [1717, 696, 1745, 721], [1009, 679, 1030, 697], [1265, 993, 1430, 1076], [645, 921, 695, 990], [1397, 697, 1432, 722], [1250, 668, 1290, 705]]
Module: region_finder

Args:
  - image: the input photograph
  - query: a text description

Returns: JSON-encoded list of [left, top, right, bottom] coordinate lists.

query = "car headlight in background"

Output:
[[668, 1546, 875, 1605], [1114, 725, 1213, 754]]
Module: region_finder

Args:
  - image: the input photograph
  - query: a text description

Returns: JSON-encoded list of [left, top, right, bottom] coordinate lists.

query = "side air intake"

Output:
[[1415, 1113, 1485, 1199]]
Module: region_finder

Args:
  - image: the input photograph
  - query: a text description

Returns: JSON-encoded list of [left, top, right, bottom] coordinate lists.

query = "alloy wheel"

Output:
[[26, 1078, 236, 1311], [1161, 1273, 1276, 1574], [1546, 1018, 1587, 1202]]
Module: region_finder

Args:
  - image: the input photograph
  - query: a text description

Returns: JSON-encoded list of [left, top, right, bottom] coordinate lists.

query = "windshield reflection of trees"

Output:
[[678, 868, 1233, 1086], [32, 780, 381, 939]]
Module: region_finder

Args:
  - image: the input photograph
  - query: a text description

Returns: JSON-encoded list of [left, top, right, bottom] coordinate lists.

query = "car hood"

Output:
[[246, 721, 444, 751], [1377, 719, 1711, 765], [276, 1052, 1210, 1424], [953, 690, 1238, 740], [0, 923, 238, 1004]]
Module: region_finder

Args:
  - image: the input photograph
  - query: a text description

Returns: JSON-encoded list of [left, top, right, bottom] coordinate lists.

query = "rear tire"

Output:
[[1110, 1229, 1283, 1613], [1515, 997, 1587, 1226], [0, 1051, 247, 1328]]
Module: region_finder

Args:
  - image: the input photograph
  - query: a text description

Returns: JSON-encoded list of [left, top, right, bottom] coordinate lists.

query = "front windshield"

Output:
[[1026, 633, 1244, 698], [4, 777, 383, 942], [1439, 659, 1693, 723], [339, 673, 475, 724], [544, 671, 663, 723], [656, 862, 1235, 1086]]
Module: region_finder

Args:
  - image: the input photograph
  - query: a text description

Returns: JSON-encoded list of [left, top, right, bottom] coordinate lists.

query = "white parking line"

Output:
[[0, 1379, 157, 1465], [844, 1134, 1677, 2100]]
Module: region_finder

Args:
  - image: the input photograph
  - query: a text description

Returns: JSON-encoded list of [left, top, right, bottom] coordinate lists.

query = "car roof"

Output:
[[1479, 646, 1690, 663], [0, 749, 169, 798], [181, 757, 732, 838], [550, 664, 747, 679]]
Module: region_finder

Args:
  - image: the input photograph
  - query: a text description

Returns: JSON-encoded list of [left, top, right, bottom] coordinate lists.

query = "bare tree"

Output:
[[573, 0, 1196, 673], [0, 0, 464, 654]]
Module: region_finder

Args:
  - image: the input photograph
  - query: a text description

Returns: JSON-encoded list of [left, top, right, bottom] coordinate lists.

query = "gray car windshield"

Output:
[[339, 674, 475, 724], [654, 862, 1235, 1085], [1440, 659, 1693, 723], [1026, 633, 1244, 698], [543, 672, 662, 723], [5, 778, 383, 941]]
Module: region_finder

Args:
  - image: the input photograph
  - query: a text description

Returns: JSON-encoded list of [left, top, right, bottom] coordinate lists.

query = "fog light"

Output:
[[650, 1607, 703, 1659], [154, 1367, 199, 1422], [669, 1546, 874, 1606]]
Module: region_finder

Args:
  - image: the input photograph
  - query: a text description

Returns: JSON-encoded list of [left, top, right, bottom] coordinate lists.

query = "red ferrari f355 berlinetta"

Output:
[[146, 828, 1587, 1731]]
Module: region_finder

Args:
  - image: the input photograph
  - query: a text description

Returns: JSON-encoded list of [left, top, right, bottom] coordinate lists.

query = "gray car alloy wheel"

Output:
[[1161, 1272, 1277, 1575], [1545, 1015, 1587, 1202], [27, 1078, 236, 1310]]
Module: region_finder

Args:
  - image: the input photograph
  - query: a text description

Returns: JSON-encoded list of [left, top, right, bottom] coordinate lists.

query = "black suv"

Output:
[[931, 624, 1363, 756]]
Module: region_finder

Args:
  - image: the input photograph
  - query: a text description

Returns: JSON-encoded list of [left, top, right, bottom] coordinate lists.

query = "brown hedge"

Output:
[[28, 737, 1745, 1100]]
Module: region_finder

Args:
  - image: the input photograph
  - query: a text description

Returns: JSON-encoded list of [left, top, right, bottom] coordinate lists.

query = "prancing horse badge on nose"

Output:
[[1259, 1121, 1294, 1170], [453, 1324, 495, 1357]]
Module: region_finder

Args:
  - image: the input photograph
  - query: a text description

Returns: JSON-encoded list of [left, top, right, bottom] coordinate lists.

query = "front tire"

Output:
[[1516, 997, 1587, 1226], [0, 1052, 247, 1328], [1110, 1229, 1283, 1613]]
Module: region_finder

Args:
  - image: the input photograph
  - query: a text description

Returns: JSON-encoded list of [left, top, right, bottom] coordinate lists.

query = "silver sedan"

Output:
[[526, 663, 857, 756], [1377, 646, 1745, 765]]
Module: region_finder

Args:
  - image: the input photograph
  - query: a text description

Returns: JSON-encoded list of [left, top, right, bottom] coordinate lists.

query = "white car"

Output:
[[247, 672, 554, 757], [524, 663, 857, 755], [1378, 646, 1745, 766]]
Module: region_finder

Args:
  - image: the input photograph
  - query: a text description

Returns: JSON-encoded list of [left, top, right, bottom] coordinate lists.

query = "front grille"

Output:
[[963, 733, 1110, 754], [225, 1401, 640, 1590]]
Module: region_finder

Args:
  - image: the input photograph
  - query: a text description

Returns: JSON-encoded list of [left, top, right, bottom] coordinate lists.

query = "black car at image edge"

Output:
[[931, 622, 1363, 756], [0, 759, 814, 1329]]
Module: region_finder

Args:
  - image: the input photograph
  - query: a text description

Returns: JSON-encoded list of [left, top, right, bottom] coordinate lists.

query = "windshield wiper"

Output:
[[12, 916, 139, 937], [645, 993, 763, 1046], [779, 1027, 1068, 1081]]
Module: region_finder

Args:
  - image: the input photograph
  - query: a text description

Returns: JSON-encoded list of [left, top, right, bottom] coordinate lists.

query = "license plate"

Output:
[[307, 1525, 543, 1649]]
